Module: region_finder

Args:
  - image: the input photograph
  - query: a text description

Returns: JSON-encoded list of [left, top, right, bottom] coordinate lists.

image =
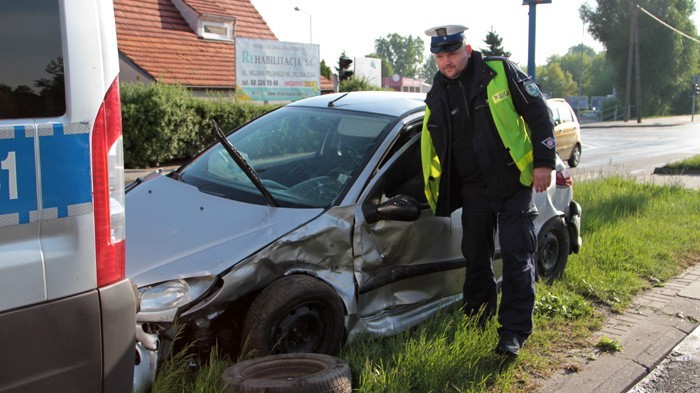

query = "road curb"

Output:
[[538, 264, 700, 393]]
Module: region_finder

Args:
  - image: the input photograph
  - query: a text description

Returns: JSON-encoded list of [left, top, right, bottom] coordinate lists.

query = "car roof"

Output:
[[287, 91, 427, 117]]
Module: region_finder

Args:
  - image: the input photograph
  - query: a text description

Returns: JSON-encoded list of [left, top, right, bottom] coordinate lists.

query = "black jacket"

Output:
[[424, 51, 556, 216]]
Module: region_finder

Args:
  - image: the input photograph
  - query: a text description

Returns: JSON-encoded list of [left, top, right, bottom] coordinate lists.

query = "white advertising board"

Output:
[[235, 38, 320, 102], [353, 57, 382, 88]]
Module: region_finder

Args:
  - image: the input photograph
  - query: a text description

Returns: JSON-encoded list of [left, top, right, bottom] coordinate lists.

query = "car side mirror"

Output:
[[363, 195, 421, 224]]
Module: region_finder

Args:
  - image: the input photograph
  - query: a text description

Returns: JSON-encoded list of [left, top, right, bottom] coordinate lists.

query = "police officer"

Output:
[[421, 25, 556, 356]]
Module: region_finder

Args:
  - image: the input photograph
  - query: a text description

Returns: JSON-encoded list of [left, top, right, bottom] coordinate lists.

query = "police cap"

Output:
[[425, 24, 468, 54]]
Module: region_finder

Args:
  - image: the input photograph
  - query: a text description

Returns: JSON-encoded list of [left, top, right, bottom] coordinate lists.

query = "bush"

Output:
[[120, 83, 276, 168], [339, 76, 389, 92]]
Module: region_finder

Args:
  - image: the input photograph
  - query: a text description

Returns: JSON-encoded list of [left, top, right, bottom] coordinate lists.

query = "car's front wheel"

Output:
[[242, 275, 346, 356], [536, 218, 570, 284]]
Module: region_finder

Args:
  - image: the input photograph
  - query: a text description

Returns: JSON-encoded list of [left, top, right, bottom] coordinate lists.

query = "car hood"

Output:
[[125, 174, 323, 287]]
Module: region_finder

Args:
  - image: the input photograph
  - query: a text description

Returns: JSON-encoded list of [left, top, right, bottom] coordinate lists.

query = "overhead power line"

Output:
[[636, 4, 700, 44]]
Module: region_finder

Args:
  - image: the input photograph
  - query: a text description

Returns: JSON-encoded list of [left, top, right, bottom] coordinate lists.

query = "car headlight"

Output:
[[139, 276, 216, 313]]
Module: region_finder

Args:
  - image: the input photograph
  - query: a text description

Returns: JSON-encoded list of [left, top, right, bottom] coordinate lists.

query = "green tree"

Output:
[[588, 52, 615, 97], [554, 44, 614, 97], [320, 59, 331, 80], [581, 0, 700, 115], [419, 55, 438, 82], [374, 33, 424, 78], [536, 61, 578, 98], [480, 28, 511, 57]]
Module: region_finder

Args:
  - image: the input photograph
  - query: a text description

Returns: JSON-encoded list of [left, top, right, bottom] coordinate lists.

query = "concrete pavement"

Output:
[[538, 264, 700, 392]]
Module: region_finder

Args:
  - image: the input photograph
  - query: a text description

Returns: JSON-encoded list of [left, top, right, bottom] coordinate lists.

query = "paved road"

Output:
[[574, 115, 700, 179]]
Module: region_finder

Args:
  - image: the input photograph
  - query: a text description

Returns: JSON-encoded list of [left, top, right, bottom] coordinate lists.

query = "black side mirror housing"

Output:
[[363, 195, 421, 224]]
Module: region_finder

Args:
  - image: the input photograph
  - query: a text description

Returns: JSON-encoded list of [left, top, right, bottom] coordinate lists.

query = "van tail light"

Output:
[[92, 78, 126, 287], [556, 166, 574, 188]]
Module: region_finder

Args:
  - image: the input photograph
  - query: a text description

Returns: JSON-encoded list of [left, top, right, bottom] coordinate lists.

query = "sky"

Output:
[[250, 0, 700, 73]]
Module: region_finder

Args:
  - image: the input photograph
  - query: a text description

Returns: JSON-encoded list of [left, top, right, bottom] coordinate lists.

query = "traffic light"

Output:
[[695, 83, 700, 95], [338, 55, 354, 81]]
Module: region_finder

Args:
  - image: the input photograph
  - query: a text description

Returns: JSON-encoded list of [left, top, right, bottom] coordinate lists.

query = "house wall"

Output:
[[119, 57, 153, 84]]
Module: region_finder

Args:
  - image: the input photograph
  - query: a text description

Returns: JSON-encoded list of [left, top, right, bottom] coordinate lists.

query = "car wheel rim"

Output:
[[539, 232, 560, 276], [272, 303, 326, 353]]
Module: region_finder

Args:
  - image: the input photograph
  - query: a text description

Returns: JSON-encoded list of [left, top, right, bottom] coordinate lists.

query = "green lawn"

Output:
[[151, 169, 700, 393]]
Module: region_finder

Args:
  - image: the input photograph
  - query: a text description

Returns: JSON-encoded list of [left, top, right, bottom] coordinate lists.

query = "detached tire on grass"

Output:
[[222, 353, 351, 393]]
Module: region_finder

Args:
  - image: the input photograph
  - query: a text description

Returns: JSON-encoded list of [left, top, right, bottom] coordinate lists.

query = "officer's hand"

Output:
[[533, 167, 553, 193]]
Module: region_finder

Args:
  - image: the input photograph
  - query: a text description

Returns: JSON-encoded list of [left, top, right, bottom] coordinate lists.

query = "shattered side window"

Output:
[[368, 124, 426, 206]]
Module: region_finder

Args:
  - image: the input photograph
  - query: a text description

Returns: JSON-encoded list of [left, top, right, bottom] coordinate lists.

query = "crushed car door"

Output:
[[352, 124, 465, 326]]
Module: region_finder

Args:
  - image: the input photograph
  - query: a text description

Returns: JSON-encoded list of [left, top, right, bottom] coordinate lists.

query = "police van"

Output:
[[0, 0, 136, 392]]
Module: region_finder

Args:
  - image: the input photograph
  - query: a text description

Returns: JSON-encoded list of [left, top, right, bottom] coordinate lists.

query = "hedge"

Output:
[[120, 82, 277, 168]]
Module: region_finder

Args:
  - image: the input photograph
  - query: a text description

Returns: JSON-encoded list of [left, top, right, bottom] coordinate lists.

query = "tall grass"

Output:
[[152, 175, 700, 392], [663, 155, 700, 173]]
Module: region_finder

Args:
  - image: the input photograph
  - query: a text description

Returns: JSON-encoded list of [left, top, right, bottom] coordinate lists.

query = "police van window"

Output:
[[0, 0, 65, 119]]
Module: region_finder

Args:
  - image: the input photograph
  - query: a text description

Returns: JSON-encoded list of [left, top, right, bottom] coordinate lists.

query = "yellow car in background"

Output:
[[548, 98, 582, 167]]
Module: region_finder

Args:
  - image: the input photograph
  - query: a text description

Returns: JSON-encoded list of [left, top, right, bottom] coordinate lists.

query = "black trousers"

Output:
[[460, 184, 537, 341]]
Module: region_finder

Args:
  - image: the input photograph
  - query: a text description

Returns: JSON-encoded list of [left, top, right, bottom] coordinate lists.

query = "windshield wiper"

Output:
[[212, 120, 279, 207]]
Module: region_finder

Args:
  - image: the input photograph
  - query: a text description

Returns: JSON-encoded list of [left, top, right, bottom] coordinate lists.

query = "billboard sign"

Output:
[[235, 38, 320, 102], [353, 57, 382, 88]]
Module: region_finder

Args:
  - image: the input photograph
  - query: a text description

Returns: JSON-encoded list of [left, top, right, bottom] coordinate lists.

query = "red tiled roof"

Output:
[[114, 0, 276, 87], [320, 76, 334, 91], [181, 0, 228, 17]]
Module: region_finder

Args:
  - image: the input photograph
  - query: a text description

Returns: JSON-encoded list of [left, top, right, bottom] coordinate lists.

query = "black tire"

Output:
[[536, 218, 570, 284], [568, 143, 581, 167], [241, 275, 345, 356], [222, 353, 352, 393]]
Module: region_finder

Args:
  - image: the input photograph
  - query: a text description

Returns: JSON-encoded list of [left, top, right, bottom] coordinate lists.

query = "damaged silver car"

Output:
[[128, 91, 582, 389]]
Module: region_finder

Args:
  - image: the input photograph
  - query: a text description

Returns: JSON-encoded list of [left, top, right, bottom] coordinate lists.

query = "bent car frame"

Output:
[[127, 91, 582, 390]]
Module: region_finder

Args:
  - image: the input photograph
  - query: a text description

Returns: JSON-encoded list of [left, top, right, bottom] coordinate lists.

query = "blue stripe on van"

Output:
[[0, 125, 38, 225], [39, 123, 92, 219]]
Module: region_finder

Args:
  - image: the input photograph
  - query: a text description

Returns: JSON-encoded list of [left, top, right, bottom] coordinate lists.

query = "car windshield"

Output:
[[179, 106, 394, 208]]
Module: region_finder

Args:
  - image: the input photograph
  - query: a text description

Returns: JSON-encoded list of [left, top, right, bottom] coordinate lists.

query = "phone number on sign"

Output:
[[240, 79, 280, 87]]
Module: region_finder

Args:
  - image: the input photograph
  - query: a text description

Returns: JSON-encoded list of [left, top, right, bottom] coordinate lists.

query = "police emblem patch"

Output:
[[523, 80, 541, 97], [541, 137, 556, 149]]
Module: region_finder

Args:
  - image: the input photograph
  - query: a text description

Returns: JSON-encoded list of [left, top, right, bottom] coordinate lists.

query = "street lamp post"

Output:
[[294, 7, 312, 44]]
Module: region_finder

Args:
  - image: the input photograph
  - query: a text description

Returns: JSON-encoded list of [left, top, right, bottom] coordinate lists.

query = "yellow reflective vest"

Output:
[[421, 59, 534, 213]]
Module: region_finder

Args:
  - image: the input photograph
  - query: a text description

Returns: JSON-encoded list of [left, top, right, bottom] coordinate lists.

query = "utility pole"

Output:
[[634, 5, 642, 124], [624, 3, 641, 123]]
